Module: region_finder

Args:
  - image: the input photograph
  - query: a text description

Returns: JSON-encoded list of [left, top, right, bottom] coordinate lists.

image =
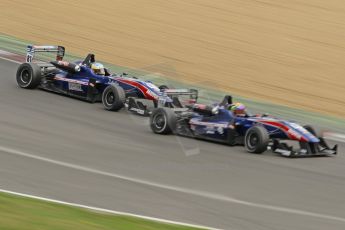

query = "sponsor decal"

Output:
[[165, 89, 190, 93], [217, 126, 224, 134], [206, 130, 216, 134], [267, 128, 281, 135], [107, 78, 119, 85], [129, 107, 145, 115], [68, 82, 82, 91], [54, 76, 88, 85], [190, 120, 227, 135], [275, 149, 292, 156], [189, 120, 228, 128]]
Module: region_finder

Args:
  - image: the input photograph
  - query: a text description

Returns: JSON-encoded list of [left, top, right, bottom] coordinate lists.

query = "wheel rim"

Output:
[[247, 132, 259, 150], [153, 113, 166, 131], [105, 91, 115, 106], [20, 69, 31, 85]]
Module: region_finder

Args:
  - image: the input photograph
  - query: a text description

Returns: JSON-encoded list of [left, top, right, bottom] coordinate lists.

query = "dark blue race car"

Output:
[[16, 45, 198, 115], [150, 96, 338, 157]]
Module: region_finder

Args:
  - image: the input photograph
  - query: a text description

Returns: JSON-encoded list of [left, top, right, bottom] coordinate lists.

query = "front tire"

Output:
[[16, 63, 41, 89], [244, 126, 269, 154], [102, 84, 125, 111], [150, 108, 176, 134], [159, 85, 169, 91], [303, 125, 320, 137]]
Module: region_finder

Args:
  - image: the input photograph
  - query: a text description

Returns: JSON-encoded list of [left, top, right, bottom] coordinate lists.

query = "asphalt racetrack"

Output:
[[1, 58, 345, 230]]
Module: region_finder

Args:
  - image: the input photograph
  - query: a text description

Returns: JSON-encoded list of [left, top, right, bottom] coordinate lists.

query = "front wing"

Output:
[[271, 138, 337, 157]]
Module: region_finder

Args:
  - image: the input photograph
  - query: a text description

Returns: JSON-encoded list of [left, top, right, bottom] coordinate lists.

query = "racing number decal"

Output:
[[26, 54, 33, 63], [26, 45, 34, 63]]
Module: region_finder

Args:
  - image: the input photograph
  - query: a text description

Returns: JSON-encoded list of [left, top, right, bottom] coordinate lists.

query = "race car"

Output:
[[16, 45, 198, 115], [149, 95, 338, 157]]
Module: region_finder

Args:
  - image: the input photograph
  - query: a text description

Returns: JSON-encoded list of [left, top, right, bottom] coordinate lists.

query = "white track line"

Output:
[[0, 55, 22, 64], [1, 145, 345, 224], [323, 132, 345, 143], [0, 188, 217, 230]]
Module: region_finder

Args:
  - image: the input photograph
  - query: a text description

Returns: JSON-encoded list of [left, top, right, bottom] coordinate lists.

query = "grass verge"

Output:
[[0, 191, 205, 230]]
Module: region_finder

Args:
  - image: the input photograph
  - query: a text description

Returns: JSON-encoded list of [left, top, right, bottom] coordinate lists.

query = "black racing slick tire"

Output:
[[150, 108, 177, 134], [303, 125, 320, 137], [102, 84, 126, 111], [16, 63, 41, 89], [159, 85, 169, 91], [244, 126, 269, 154]]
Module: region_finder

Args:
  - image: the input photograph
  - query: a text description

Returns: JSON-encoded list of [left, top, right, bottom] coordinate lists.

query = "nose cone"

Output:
[[302, 131, 320, 143], [285, 122, 320, 143]]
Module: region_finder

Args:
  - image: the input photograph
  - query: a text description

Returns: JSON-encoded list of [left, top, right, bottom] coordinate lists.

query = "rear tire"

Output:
[[150, 108, 176, 134], [102, 84, 125, 111], [244, 126, 269, 153], [16, 63, 41, 89]]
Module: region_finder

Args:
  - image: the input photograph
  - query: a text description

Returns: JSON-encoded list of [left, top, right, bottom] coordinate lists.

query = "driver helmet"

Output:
[[91, 62, 105, 76], [229, 102, 246, 116]]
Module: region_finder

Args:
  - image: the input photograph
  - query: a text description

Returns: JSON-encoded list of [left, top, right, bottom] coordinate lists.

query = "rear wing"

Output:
[[26, 45, 65, 63], [159, 88, 198, 107], [163, 89, 198, 99]]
